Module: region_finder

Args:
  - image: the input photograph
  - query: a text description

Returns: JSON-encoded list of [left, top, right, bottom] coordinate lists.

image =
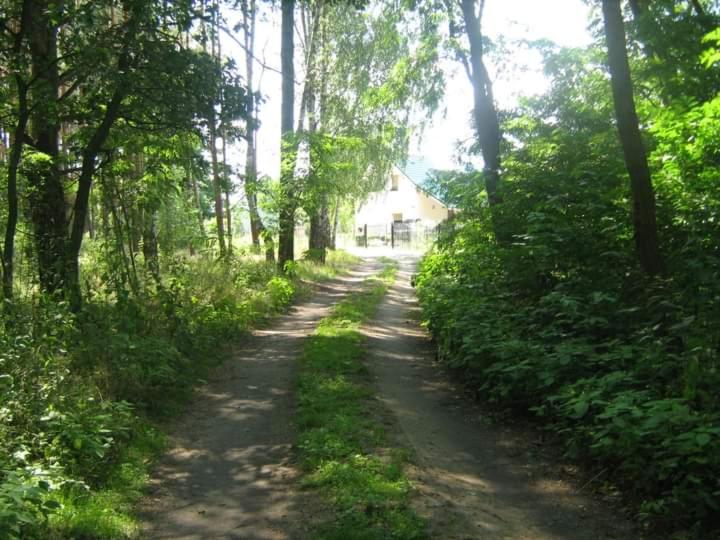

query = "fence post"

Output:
[[391, 222, 395, 249], [363, 224, 368, 247]]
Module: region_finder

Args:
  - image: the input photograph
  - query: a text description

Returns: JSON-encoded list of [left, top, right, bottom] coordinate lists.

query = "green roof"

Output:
[[397, 156, 435, 187]]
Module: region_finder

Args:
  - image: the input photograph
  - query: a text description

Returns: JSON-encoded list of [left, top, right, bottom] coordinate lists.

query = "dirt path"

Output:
[[364, 253, 636, 540], [139, 260, 379, 540]]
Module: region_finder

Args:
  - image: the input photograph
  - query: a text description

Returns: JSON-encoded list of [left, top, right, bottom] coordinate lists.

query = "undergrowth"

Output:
[[296, 260, 427, 540], [0, 248, 358, 539]]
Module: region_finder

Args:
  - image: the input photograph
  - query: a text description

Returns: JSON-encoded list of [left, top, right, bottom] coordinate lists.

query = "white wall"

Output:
[[355, 166, 449, 228]]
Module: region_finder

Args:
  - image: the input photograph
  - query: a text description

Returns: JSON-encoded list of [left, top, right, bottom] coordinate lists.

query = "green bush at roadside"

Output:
[[0, 249, 358, 539]]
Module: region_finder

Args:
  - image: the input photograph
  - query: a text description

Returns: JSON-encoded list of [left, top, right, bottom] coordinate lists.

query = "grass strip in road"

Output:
[[296, 259, 427, 540]]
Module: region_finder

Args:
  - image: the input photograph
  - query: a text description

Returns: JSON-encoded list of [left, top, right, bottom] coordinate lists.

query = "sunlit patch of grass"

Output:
[[47, 424, 164, 539], [296, 260, 426, 539], [296, 250, 361, 283]]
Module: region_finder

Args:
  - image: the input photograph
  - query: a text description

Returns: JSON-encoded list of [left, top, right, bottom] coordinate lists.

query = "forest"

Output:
[[1, 0, 719, 538]]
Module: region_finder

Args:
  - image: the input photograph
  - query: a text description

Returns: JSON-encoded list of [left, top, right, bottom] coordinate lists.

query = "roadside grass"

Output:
[[0, 250, 359, 540], [296, 260, 427, 540], [298, 250, 361, 283], [292, 250, 363, 299], [46, 425, 165, 539]]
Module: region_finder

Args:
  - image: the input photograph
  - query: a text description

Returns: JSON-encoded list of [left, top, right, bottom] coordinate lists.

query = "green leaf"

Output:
[[696, 433, 711, 447], [571, 400, 589, 419]]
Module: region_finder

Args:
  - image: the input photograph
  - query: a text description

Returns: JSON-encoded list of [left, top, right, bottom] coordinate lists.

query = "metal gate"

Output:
[[356, 221, 438, 250]]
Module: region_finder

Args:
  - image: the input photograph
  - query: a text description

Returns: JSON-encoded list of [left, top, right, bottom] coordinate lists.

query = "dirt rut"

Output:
[[140, 260, 378, 540], [364, 253, 636, 540]]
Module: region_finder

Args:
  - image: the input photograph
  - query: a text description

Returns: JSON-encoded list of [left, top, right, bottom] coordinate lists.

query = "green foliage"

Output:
[[297, 261, 426, 539], [0, 300, 138, 538], [0, 468, 61, 540], [416, 29, 720, 538], [0, 248, 358, 537]]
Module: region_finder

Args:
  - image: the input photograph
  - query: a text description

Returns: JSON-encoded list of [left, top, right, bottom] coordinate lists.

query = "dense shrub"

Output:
[[416, 55, 720, 537]]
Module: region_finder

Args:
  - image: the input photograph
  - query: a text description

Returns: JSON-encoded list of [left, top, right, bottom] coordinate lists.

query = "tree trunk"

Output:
[[278, 0, 296, 270], [189, 158, 206, 237], [142, 209, 160, 282], [2, 0, 31, 300], [207, 2, 226, 257], [27, 0, 67, 297], [222, 131, 233, 254], [67, 66, 132, 309], [308, 198, 330, 261], [241, 0, 268, 250], [245, 133, 265, 247], [208, 117, 227, 256], [2, 86, 29, 300], [329, 198, 339, 250], [300, 4, 325, 260], [57, 3, 138, 309], [116, 184, 140, 294], [459, 0, 502, 208], [601, 0, 663, 276]]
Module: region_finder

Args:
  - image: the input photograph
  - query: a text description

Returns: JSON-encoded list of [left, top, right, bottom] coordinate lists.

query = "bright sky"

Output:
[[222, 0, 594, 180]]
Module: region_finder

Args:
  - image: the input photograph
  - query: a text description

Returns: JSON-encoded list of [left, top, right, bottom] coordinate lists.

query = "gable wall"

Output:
[[355, 166, 449, 227]]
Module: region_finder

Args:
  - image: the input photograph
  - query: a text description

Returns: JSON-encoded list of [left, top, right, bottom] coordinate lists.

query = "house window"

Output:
[[392, 213, 403, 223], [390, 174, 399, 191]]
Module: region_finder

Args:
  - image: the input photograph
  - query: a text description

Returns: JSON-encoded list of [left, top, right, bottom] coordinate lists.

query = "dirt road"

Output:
[[364, 253, 636, 540], [141, 252, 637, 539], [139, 260, 378, 540]]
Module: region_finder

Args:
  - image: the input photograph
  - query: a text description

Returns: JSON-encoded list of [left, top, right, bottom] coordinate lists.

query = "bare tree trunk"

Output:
[[278, 0, 296, 270], [86, 192, 95, 240], [108, 189, 134, 291], [308, 199, 328, 263], [240, 0, 268, 250], [602, 0, 663, 275]]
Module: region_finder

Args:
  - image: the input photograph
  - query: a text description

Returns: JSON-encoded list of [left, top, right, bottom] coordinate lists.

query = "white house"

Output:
[[355, 157, 450, 229]]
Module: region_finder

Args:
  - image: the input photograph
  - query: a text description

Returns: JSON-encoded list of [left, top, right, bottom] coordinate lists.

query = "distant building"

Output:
[[355, 157, 450, 229]]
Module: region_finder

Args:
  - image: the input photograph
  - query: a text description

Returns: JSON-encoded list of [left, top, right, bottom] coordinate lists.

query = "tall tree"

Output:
[[458, 0, 502, 209], [601, 0, 663, 275], [238, 0, 270, 255], [298, 2, 328, 260], [207, 0, 227, 256], [278, 0, 296, 269], [1, 0, 31, 299], [26, 0, 66, 296]]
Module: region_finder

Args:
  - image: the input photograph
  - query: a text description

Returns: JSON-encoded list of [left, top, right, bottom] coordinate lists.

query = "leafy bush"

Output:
[[0, 467, 62, 539], [415, 48, 720, 536], [0, 248, 357, 537]]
